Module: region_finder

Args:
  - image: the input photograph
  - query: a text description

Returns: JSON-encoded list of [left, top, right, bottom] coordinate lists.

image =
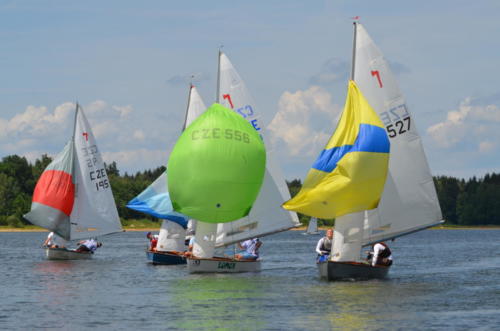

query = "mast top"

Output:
[[350, 22, 357, 81]]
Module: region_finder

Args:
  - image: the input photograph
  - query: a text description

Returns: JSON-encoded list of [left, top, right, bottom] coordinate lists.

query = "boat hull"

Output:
[[45, 248, 93, 260], [318, 261, 389, 280], [146, 250, 186, 265], [187, 257, 261, 273]]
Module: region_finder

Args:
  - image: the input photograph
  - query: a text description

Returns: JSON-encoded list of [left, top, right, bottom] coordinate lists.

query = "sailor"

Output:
[[184, 235, 196, 257], [316, 229, 333, 259], [369, 242, 393, 267], [146, 232, 159, 251], [235, 238, 261, 261], [75, 238, 102, 253], [42, 232, 67, 248]]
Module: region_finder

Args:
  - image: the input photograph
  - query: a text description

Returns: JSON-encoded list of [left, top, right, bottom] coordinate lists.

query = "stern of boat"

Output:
[[187, 257, 261, 273], [318, 260, 390, 281]]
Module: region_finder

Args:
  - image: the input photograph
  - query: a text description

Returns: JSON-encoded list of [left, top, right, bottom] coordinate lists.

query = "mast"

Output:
[[72, 103, 79, 141], [70, 102, 79, 228], [216, 47, 222, 103], [351, 22, 357, 81], [182, 81, 194, 131]]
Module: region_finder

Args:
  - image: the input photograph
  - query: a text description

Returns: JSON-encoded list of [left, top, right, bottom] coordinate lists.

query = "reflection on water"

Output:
[[323, 284, 379, 330], [167, 276, 266, 330]]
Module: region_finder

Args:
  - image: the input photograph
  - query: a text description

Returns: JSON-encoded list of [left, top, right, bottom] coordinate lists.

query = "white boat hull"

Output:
[[45, 248, 93, 260], [318, 260, 389, 280], [187, 257, 261, 273]]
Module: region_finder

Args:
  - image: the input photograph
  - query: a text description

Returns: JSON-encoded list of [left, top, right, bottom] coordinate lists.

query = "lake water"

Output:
[[1, 229, 499, 330]]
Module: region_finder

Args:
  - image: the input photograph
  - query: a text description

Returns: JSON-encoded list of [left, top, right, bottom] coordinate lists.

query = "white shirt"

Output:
[[372, 243, 392, 266], [316, 237, 332, 255], [46, 232, 67, 247], [46, 232, 55, 246], [240, 238, 260, 257], [80, 239, 98, 252]]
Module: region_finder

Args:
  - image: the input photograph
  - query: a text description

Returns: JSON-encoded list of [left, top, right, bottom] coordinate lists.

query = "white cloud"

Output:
[[268, 86, 341, 156], [479, 141, 495, 153], [427, 97, 500, 151], [0, 101, 162, 171], [0, 103, 74, 140]]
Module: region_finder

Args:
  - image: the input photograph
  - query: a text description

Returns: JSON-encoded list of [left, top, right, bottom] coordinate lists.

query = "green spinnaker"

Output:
[[167, 103, 266, 223]]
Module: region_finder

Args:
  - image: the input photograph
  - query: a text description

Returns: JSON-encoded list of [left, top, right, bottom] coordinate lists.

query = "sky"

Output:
[[1, 0, 499, 180]]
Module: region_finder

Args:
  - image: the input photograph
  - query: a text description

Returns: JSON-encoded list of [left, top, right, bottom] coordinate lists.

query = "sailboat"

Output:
[[284, 22, 443, 280], [24, 104, 123, 260], [126, 84, 206, 265], [303, 218, 320, 235], [180, 51, 301, 273]]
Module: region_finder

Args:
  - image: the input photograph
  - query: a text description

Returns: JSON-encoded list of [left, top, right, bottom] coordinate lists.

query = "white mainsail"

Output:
[[352, 23, 443, 245], [183, 84, 207, 130], [69, 106, 122, 240], [306, 218, 318, 234], [330, 23, 443, 263], [215, 51, 301, 247]]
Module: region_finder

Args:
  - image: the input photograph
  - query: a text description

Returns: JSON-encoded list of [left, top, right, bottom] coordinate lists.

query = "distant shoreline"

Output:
[[1, 225, 500, 232]]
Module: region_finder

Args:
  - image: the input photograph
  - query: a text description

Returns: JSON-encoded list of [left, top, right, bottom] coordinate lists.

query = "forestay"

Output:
[[215, 52, 300, 246], [353, 23, 443, 245]]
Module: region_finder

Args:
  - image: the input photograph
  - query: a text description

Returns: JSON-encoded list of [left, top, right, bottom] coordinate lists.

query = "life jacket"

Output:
[[377, 242, 391, 258], [320, 237, 332, 252]]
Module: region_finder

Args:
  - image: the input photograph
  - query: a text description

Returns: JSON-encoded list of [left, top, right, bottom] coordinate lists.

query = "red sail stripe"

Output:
[[32, 170, 75, 216]]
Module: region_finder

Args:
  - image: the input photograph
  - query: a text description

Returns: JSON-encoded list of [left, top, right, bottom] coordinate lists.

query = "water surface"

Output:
[[1, 229, 499, 330]]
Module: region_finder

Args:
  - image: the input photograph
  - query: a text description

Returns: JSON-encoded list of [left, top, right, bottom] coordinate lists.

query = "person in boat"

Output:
[[42, 232, 66, 248], [368, 242, 393, 267], [75, 238, 102, 253], [184, 235, 196, 257], [235, 238, 261, 261], [146, 232, 158, 251], [316, 229, 333, 260]]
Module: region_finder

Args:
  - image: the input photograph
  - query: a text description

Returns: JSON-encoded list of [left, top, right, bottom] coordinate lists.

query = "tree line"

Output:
[[0, 154, 498, 227]]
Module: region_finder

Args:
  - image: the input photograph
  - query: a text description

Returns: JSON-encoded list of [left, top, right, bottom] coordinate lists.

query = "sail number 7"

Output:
[[223, 94, 234, 108], [371, 70, 383, 88], [386, 117, 410, 138]]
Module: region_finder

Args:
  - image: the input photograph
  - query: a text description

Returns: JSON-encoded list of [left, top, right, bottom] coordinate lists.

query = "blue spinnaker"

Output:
[[126, 171, 189, 228]]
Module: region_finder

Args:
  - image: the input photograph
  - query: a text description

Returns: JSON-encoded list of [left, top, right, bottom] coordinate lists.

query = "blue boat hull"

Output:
[[146, 250, 187, 265]]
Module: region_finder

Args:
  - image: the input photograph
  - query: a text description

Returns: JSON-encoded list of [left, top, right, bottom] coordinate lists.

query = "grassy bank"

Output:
[[0, 219, 162, 232]]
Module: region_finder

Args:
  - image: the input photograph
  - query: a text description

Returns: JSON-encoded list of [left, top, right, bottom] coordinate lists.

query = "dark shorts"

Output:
[[75, 245, 91, 253]]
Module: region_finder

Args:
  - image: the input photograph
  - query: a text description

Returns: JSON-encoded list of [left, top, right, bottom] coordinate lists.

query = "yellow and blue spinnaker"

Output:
[[283, 80, 390, 219]]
